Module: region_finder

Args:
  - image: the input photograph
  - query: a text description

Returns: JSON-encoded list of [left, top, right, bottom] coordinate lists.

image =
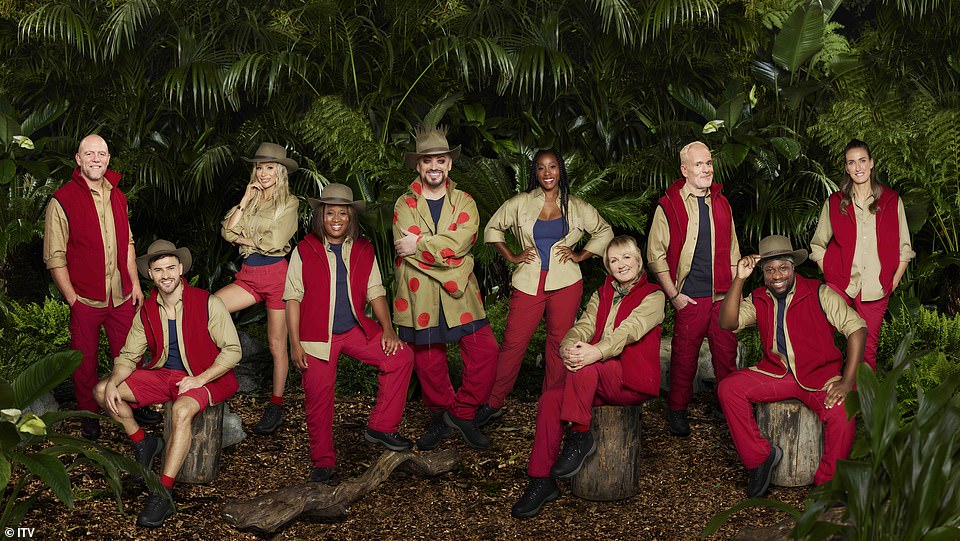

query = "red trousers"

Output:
[[718, 369, 855, 485], [488, 273, 581, 409], [302, 326, 414, 468], [852, 293, 888, 370], [413, 324, 499, 420], [69, 299, 136, 412], [668, 297, 737, 411], [526, 359, 654, 478]]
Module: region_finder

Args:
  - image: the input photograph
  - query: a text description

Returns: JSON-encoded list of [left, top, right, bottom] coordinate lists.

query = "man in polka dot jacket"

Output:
[[393, 125, 500, 451]]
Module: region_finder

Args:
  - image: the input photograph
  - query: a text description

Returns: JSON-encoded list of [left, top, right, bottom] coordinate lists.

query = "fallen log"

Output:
[[221, 449, 460, 533]]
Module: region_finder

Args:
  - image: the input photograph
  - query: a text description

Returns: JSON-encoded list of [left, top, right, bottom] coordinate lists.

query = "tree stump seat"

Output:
[[571, 405, 643, 501], [161, 401, 224, 484], [755, 399, 823, 487]]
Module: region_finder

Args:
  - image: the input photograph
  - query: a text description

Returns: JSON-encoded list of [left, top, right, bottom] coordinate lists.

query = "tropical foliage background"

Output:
[[0, 0, 958, 534]]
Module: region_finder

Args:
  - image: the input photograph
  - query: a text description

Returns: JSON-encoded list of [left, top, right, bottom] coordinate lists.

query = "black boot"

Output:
[[130, 435, 164, 482], [364, 428, 413, 451], [665, 408, 691, 437], [746, 444, 783, 498], [136, 492, 175, 528], [443, 411, 491, 450], [473, 404, 504, 428], [549, 429, 596, 479], [511, 477, 559, 518], [416, 410, 453, 451], [252, 402, 283, 435]]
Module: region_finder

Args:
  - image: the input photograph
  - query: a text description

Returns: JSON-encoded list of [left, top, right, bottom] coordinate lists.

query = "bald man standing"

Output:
[[44, 135, 144, 440], [647, 141, 741, 437]]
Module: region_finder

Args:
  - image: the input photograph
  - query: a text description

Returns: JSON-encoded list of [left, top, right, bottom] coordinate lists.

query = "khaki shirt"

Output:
[[736, 281, 866, 389], [114, 293, 241, 372], [283, 238, 387, 361], [484, 189, 613, 295], [561, 287, 665, 360], [810, 196, 915, 301], [647, 183, 741, 301], [221, 195, 299, 258], [43, 186, 134, 308]]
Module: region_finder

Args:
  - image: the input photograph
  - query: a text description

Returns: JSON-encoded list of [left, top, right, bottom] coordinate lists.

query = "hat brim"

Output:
[[404, 146, 461, 170], [242, 155, 299, 174], [759, 249, 808, 266], [308, 197, 366, 213], [136, 248, 193, 279]]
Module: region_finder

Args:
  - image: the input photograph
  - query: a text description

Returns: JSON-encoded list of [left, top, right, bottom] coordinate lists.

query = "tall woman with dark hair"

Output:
[[478, 149, 612, 426], [810, 139, 914, 369]]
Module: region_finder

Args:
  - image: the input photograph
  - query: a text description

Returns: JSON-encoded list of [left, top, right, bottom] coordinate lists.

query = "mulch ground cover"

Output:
[[22, 391, 809, 540]]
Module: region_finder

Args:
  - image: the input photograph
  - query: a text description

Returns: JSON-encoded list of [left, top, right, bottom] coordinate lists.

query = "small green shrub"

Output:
[[335, 355, 381, 397], [0, 298, 112, 381]]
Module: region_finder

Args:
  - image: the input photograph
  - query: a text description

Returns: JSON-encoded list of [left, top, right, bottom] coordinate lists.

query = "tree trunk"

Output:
[[162, 401, 224, 484], [222, 449, 460, 534], [755, 399, 822, 487], [571, 405, 642, 501]]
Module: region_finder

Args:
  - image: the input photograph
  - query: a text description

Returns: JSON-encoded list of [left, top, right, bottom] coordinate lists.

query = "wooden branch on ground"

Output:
[[221, 449, 460, 533]]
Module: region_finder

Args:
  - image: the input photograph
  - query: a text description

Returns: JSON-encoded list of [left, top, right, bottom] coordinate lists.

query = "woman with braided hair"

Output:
[[478, 149, 613, 427]]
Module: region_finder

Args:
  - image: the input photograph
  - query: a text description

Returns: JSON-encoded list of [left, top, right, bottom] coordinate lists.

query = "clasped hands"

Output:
[[560, 341, 603, 372]]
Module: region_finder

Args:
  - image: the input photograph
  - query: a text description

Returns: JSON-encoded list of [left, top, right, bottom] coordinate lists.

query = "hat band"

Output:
[[415, 146, 452, 154], [320, 196, 356, 204], [249, 154, 287, 162]]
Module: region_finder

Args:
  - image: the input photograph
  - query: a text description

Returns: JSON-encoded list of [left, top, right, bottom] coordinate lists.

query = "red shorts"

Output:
[[124, 368, 212, 412], [232, 259, 288, 310]]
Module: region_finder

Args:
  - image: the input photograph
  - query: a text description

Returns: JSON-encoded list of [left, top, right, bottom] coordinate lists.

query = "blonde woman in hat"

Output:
[[717, 235, 866, 498], [217, 142, 300, 435], [393, 125, 500, 451], [283, 183, 414, 483]]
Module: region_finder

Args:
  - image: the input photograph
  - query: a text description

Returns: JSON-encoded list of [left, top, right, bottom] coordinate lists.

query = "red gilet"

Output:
[[53, 168, 132, 301], [591, 274, 662, 396], [141, 283, 239, 403], [822, 188, 901, 294], [751, 276, 842, 390], [657, 178, 733, 294], [298, 234, 381, 342]]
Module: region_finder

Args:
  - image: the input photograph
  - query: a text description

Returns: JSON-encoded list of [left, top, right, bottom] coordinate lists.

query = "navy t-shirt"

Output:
[[164, 319, 187, 372], [330, 243, 358, 334], [681, 196, 713, 298]]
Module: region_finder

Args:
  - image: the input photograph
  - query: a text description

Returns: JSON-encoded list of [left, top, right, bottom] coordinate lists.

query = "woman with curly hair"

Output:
[[478, 149, 613, 427]]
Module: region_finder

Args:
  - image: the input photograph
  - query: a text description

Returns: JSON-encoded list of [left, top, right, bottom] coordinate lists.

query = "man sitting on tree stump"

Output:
[[94, 240, 241, 527], [717, 235, 866, 498], [512, 236, 664, 518]]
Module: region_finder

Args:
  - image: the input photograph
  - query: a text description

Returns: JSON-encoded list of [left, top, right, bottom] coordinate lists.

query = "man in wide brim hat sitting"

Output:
[[93, 239, 242, 528], [717, 235, 867, 499]]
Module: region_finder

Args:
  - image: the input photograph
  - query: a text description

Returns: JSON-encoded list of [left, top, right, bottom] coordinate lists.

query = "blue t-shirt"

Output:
[[681, 195, 713, 298], [330, 243, 358, 334], [533, 217, 565, 270], [164, 319, 187, 372]]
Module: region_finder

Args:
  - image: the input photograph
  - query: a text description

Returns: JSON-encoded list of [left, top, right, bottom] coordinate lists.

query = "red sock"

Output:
[[160, 475, 175, 489], [270, 395, 283, 406], [569, 423, 590, 433], [129, 428, 145, 443]]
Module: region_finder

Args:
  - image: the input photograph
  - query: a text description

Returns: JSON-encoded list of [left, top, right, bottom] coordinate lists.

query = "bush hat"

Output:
[[136, 239, 193, 279], [242, 142, 299, 173], [758, 235, 808, 266], [404, 125, 461, 169], [308, 183, 365, 213]]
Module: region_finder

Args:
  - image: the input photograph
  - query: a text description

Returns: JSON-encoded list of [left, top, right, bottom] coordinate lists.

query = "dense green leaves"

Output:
[[772, 0, 825, 74]]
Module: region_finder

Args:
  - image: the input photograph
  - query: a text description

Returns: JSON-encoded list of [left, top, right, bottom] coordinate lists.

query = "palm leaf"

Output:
[[11, 351, 81, 410], [10, 451, 72, 507], [772, 0, 825, 73]]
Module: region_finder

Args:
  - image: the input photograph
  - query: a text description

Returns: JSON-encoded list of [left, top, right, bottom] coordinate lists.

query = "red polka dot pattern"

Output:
[[440, 247, 455, 259], [408, 277, 420, 292], [405, 197, 417, 209], [418, 261, 432, 270], [394, 298, 408, 311], [460, 312, 474, 324], [448, 256, 463, 266], [394, 256, 402, 268], [421, 251, 435, 264], [443, 280, 458, 293], [412, 181, 423, 195], [448, 223, 458, 231], [417, 312, 431, 327], [408, 225, 421, 235], [393, 212, 398, 224], [456, 212, 470, 224]]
